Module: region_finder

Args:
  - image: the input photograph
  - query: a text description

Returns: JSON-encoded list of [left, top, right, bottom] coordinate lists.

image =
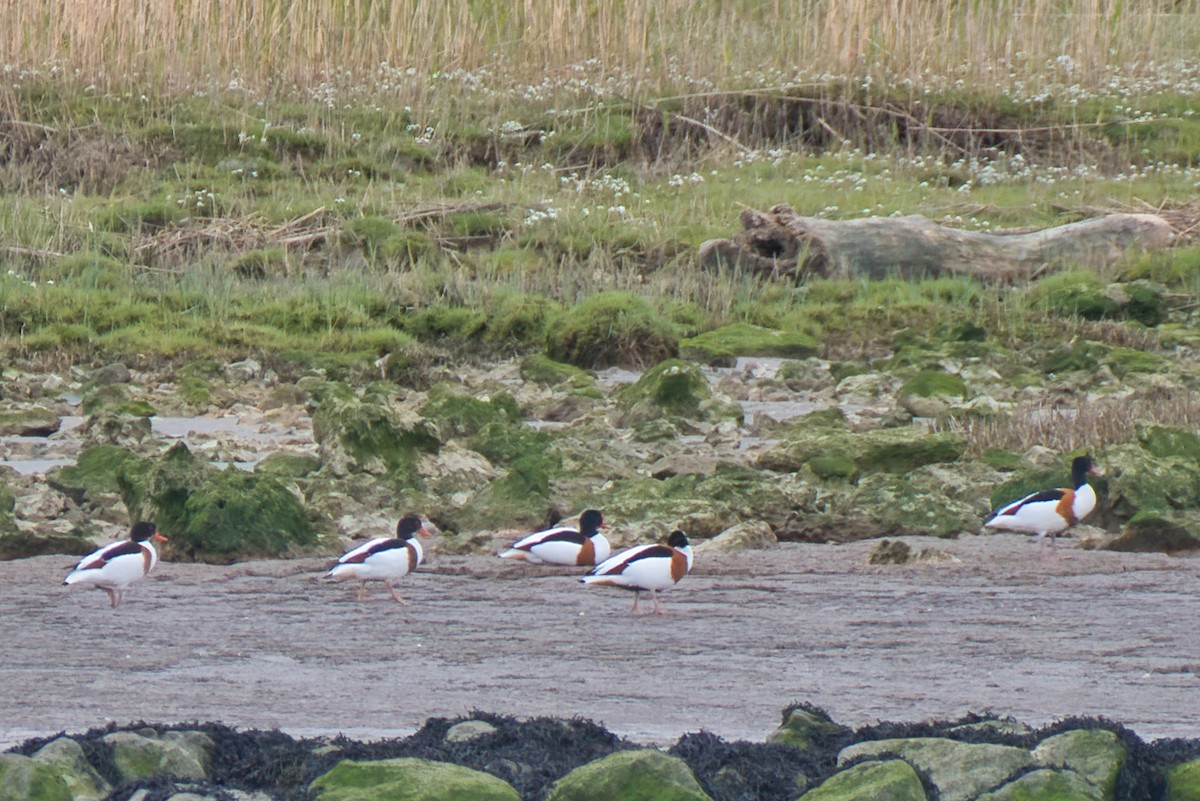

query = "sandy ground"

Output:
[[3, 534, 1199, 750]]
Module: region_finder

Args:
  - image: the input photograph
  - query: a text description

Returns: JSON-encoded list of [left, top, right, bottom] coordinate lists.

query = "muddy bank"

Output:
[[3, 534, 1199, 751]]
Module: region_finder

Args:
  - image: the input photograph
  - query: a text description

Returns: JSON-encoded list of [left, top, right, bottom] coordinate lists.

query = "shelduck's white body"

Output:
[[500, 509, 610, 566], [328, 515, 430, 603], [581, 530, 692, 615], [64, 522, 167, 608]]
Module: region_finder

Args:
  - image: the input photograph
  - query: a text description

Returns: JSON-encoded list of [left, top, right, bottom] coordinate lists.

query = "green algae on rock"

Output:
[[311, 757, 521, 801], [798, 759, 927, 801], [546, 749, 713, 801]]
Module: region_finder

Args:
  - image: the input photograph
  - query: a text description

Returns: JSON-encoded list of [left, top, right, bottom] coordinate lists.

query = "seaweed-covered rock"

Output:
[[103, 729, 214, 782], [253, 451, 322, 480], [1032, 729, 1125, 800], [798, 759, 927, 801], [680, 323, 818, 365], [838, 738, 1032, 801], [0, 405, 61, 437], [545, 291, 679, 369], [419, 385, 520, 440], [1101, 444, 1200, 522], [79, 383, 155, 417], [546, 749, 713, 801], [1166, 758, 1200, 801], [975, 768, 1100, 800], [312, 393, 440, 477], [847, 471, 981, 538], [310, 757, 521, 801]]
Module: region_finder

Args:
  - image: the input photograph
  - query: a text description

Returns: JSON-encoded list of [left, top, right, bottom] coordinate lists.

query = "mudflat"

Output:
[[3, 534, 1198, 749]]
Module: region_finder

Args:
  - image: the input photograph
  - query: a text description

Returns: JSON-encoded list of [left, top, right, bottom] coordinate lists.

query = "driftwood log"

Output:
[[698, 204, 1175, 281]]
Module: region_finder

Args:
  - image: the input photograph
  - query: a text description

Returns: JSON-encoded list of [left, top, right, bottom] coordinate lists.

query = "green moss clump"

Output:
[[175, 468, 317, 561], [311, 757, 521, 801], [48, 445, 139, 503], [546, 292, 679, 369], [117, 442, 213, 536], [92, 200, 186, 233], [485, 292, 558, 346], [403, 305, 488, 341], [680, 323, 819, 364], [1104, 346, 1164, 377], [254, 452, 322, 480], [420, 387, 521, 439], [1137, 423, 1200, 462], [178, 376, 212, 407], [617, 359, 710, 416], [80, 384, 155, 417], [1042, 341, 1109, 375], [900, 370, 967, 399], [519, 354, 597, 391], [0, 755, 75, 801], [1032, 272, 1119, 320], [312, 395, 441, 474]]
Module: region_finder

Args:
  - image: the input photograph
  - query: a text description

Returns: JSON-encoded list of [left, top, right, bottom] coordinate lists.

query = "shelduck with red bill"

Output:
[[327, 515, 431, 604], [500, 509, 611, 566], [581, 529, 692, 615], [984, 455, 1100, 551], [64, 521, 168, 608]]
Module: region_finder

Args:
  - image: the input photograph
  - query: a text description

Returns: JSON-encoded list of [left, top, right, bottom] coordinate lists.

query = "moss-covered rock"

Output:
[[1032, 729, 1125, 800], [310, 757, 521, 801], [838, 738, 1032, 801], [615, 359, 740, 426], [312, 393, 440, 477], [844, 470, 981, 538], [1104, 510, 1200, 553], [29, 737, 110, 800], [254, 451, 322, 480], [900, 370, 966, 400], [0, 405, 61, 436], [1166, 758, 1200, 801], [1033, 272, 1119, 320], [519, 354, 598, 393], [79, 384, 155, 417], [756, 426, 964, 477], [798, 759, 927, 801], [680, 323, 819, 365], [117, 441, 214, 535], [176, 467, 318, 562], [0, 754, 74, 801], [420, 385, 521, 439], [1136, 423, 1200, 462], [766, 706, 851, 750], [1102, 444, 1200, 521], [975, 768, 1101, 801], [47, 444, 140, 505], [546, 292, 679, 369], [103, 729, 213, 782], [546, 749, 712, 801], [0, 530, 98, 561], [694, 520, 776, 554]]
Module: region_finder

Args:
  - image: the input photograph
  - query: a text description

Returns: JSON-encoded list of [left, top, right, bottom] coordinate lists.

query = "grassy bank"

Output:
[[1, 2, 1200, 385]]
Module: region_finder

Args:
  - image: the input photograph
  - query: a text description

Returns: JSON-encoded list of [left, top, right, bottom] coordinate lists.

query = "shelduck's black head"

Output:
[[1070, 455, 1098, 487], [579, 509, 605, 535], [666, 530, 689, 549], [130, 521, 167, 543], [396, 514, 430, 539]]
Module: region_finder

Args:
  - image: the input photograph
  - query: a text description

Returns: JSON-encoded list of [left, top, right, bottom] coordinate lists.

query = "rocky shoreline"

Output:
[[5, 707, 1200, 801]]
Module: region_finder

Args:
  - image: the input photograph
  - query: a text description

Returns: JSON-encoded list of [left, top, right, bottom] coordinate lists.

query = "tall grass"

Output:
[[5, 0, 1200, 99]]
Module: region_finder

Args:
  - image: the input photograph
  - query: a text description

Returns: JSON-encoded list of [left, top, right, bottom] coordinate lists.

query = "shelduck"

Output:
[[984, 455, 1100, 551], [328, 515, 430, 604], [64, 521, 168, 608], [500, 509, 611, 566], [581, 529, 692, 615]]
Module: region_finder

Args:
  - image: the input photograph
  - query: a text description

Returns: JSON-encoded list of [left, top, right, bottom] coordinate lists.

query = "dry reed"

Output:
[[4, 1, 1200, 99]]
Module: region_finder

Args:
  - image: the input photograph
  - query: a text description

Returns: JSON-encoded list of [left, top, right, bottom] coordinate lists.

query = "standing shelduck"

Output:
[[499, 509, 611, 566], [984, 455, 1100, 552], [64, 521, 168, 608], [581, 529, 692, 615], [328, 515, 430, 604]]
